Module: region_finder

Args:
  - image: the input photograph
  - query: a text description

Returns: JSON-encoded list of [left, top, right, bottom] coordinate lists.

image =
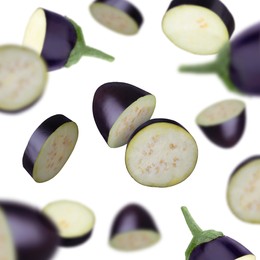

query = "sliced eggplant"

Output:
[[43, 200, 95, 247], [162, 0, 235, 55], [125, 118, 198, 187], [109, 203, 160, 251], [0, 44, 47, 112], [196, 99, 246, 148], [0, 200, 60, 260], [23, 8, 114, 71], [92, 82, 156, 148], [22, 114, 78, 183], [227, 156, 260, 223], [89, 0, 143, 35]]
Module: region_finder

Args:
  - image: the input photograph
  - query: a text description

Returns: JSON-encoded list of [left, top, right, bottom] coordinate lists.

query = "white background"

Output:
[[0, 0, 260, 259]]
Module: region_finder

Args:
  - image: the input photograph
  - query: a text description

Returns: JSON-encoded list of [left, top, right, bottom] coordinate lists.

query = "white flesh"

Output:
[[227, 158, 260, 223], [43, 200, 95, 239], [0, 45, 47, 111], [162, 5, 229, 55], [125, 122, 198, 187], [0, 207, 16, 260], [89, 2, 139, 35], [33, 122, 78, 183], [236, 256, 256, 260], [110, 230, 160, 251], [196, 99, 245, 127], [23, 8, 46, 54], [108, 95, 156, 148]]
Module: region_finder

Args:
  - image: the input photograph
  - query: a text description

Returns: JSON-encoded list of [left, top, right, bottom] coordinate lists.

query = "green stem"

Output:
[[179, 61, 218, 74]]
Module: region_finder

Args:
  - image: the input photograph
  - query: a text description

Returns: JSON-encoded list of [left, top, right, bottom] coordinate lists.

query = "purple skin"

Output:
[[60, 230, 93, 247]]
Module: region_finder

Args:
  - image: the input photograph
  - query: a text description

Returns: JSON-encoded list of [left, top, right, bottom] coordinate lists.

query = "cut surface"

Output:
[[237, 256, 256, 260], [162, 5, 229, 54], [125, 120, 198, 187], [108, 95, 156, 147]]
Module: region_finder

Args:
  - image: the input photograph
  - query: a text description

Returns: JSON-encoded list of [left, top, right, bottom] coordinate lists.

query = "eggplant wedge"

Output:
[[125, 118, 198, 187], [22, 114, 78, 183], [196, 99, 246, 148], [109, 203, 160, 251], [92, 82, 156, 148], [162, 0, 235, 55], [89, 0, 143, 35]]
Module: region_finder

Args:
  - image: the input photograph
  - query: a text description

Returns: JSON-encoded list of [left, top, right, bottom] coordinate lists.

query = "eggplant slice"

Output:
[[89, 0, 143, 35], [22, 114, 78, 183], [162, 0, 235, 55], [125, 119, 198, 187], [196, 99, 246, 148], [43, 200, 95, 247]]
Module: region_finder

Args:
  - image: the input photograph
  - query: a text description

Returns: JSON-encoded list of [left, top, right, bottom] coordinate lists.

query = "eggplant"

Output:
[[125, 118, 198, 187], [179, 22, 260, 95], [23, 8, 114, 71], [0, 200, 60, 260], [89, 0, 143, 35], [0, 44, 47, 112], [196, 99, 246, 148], [109, 203, 160, 251], [227, 156, 260, 223], [42, 200, 95, 247], [22, 114, 78, 183], [162, 0, 235, 55], [92, 82, 156, 148], [181, 206, 255, 260]]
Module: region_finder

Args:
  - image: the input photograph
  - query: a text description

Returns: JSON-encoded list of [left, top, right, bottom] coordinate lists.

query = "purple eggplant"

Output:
[[181, 206, 255, 260], [23, 8, 114, 71], [179, 22, 260, 95]]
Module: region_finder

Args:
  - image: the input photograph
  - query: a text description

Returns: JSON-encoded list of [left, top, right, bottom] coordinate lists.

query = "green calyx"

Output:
[[181, 206, 224, 260], [65, 18, 114, 68]]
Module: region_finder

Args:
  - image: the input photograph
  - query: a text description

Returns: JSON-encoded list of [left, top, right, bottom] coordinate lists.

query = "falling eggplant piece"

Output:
[[109, 203, 160, 251], [179, 22, 260, 95], [196, 99, 246, 148], [125, 118, 198, 187], [23, 8, 114, 71], [89, 0, 143, 35], [0, 200, 60, 260], [42, 200, 95, 247], [92, 82, 156, 148], [181, 206, 255, 260], [227, 156, 260, 223], [162, 0, 235, 55], [22, 114, 78, 183], [0, 44, 47, 112]]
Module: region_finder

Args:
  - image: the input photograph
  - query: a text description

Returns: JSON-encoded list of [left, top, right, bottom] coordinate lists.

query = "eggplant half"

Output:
[[196, 99, 246, 148], [162, 0, 235, 55], [92, 82, 156, 148], [43, 200, 95, 247], [89, 0, 143, 35], [227, 156, 260, 223], [0, 44, 47, 112], [0, 200, 60, 260], [181, 206, 255, 260], [109, 203, 160, 251], [22, 114, 78, 183], [125, 118, 198, 187], [23, 8, 114, 71]]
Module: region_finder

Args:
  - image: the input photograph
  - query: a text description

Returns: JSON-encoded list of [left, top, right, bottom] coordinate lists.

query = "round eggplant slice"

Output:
[[109, 203, 160, 251], [89, 0, 143, 35], [22, 114, 78, 183], [0, 200, 60, 260], [196, 99, 246, 148], [162, 0, 235, 55], [23, 8, 114, 71], [125, 119, 198, 187], [93, 82, 156, 148], [0, 44, 47, 112], [43, 200, 95, 247], [227, 156, 260, 223]]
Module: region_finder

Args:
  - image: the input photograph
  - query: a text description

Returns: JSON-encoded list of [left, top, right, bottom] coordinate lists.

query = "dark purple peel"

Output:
[[60, 230, 93, 247]]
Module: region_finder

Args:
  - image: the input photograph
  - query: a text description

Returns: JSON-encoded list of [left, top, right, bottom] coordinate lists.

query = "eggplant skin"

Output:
[[60, 230, 93, 247], [190, 236, 254, 260]]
